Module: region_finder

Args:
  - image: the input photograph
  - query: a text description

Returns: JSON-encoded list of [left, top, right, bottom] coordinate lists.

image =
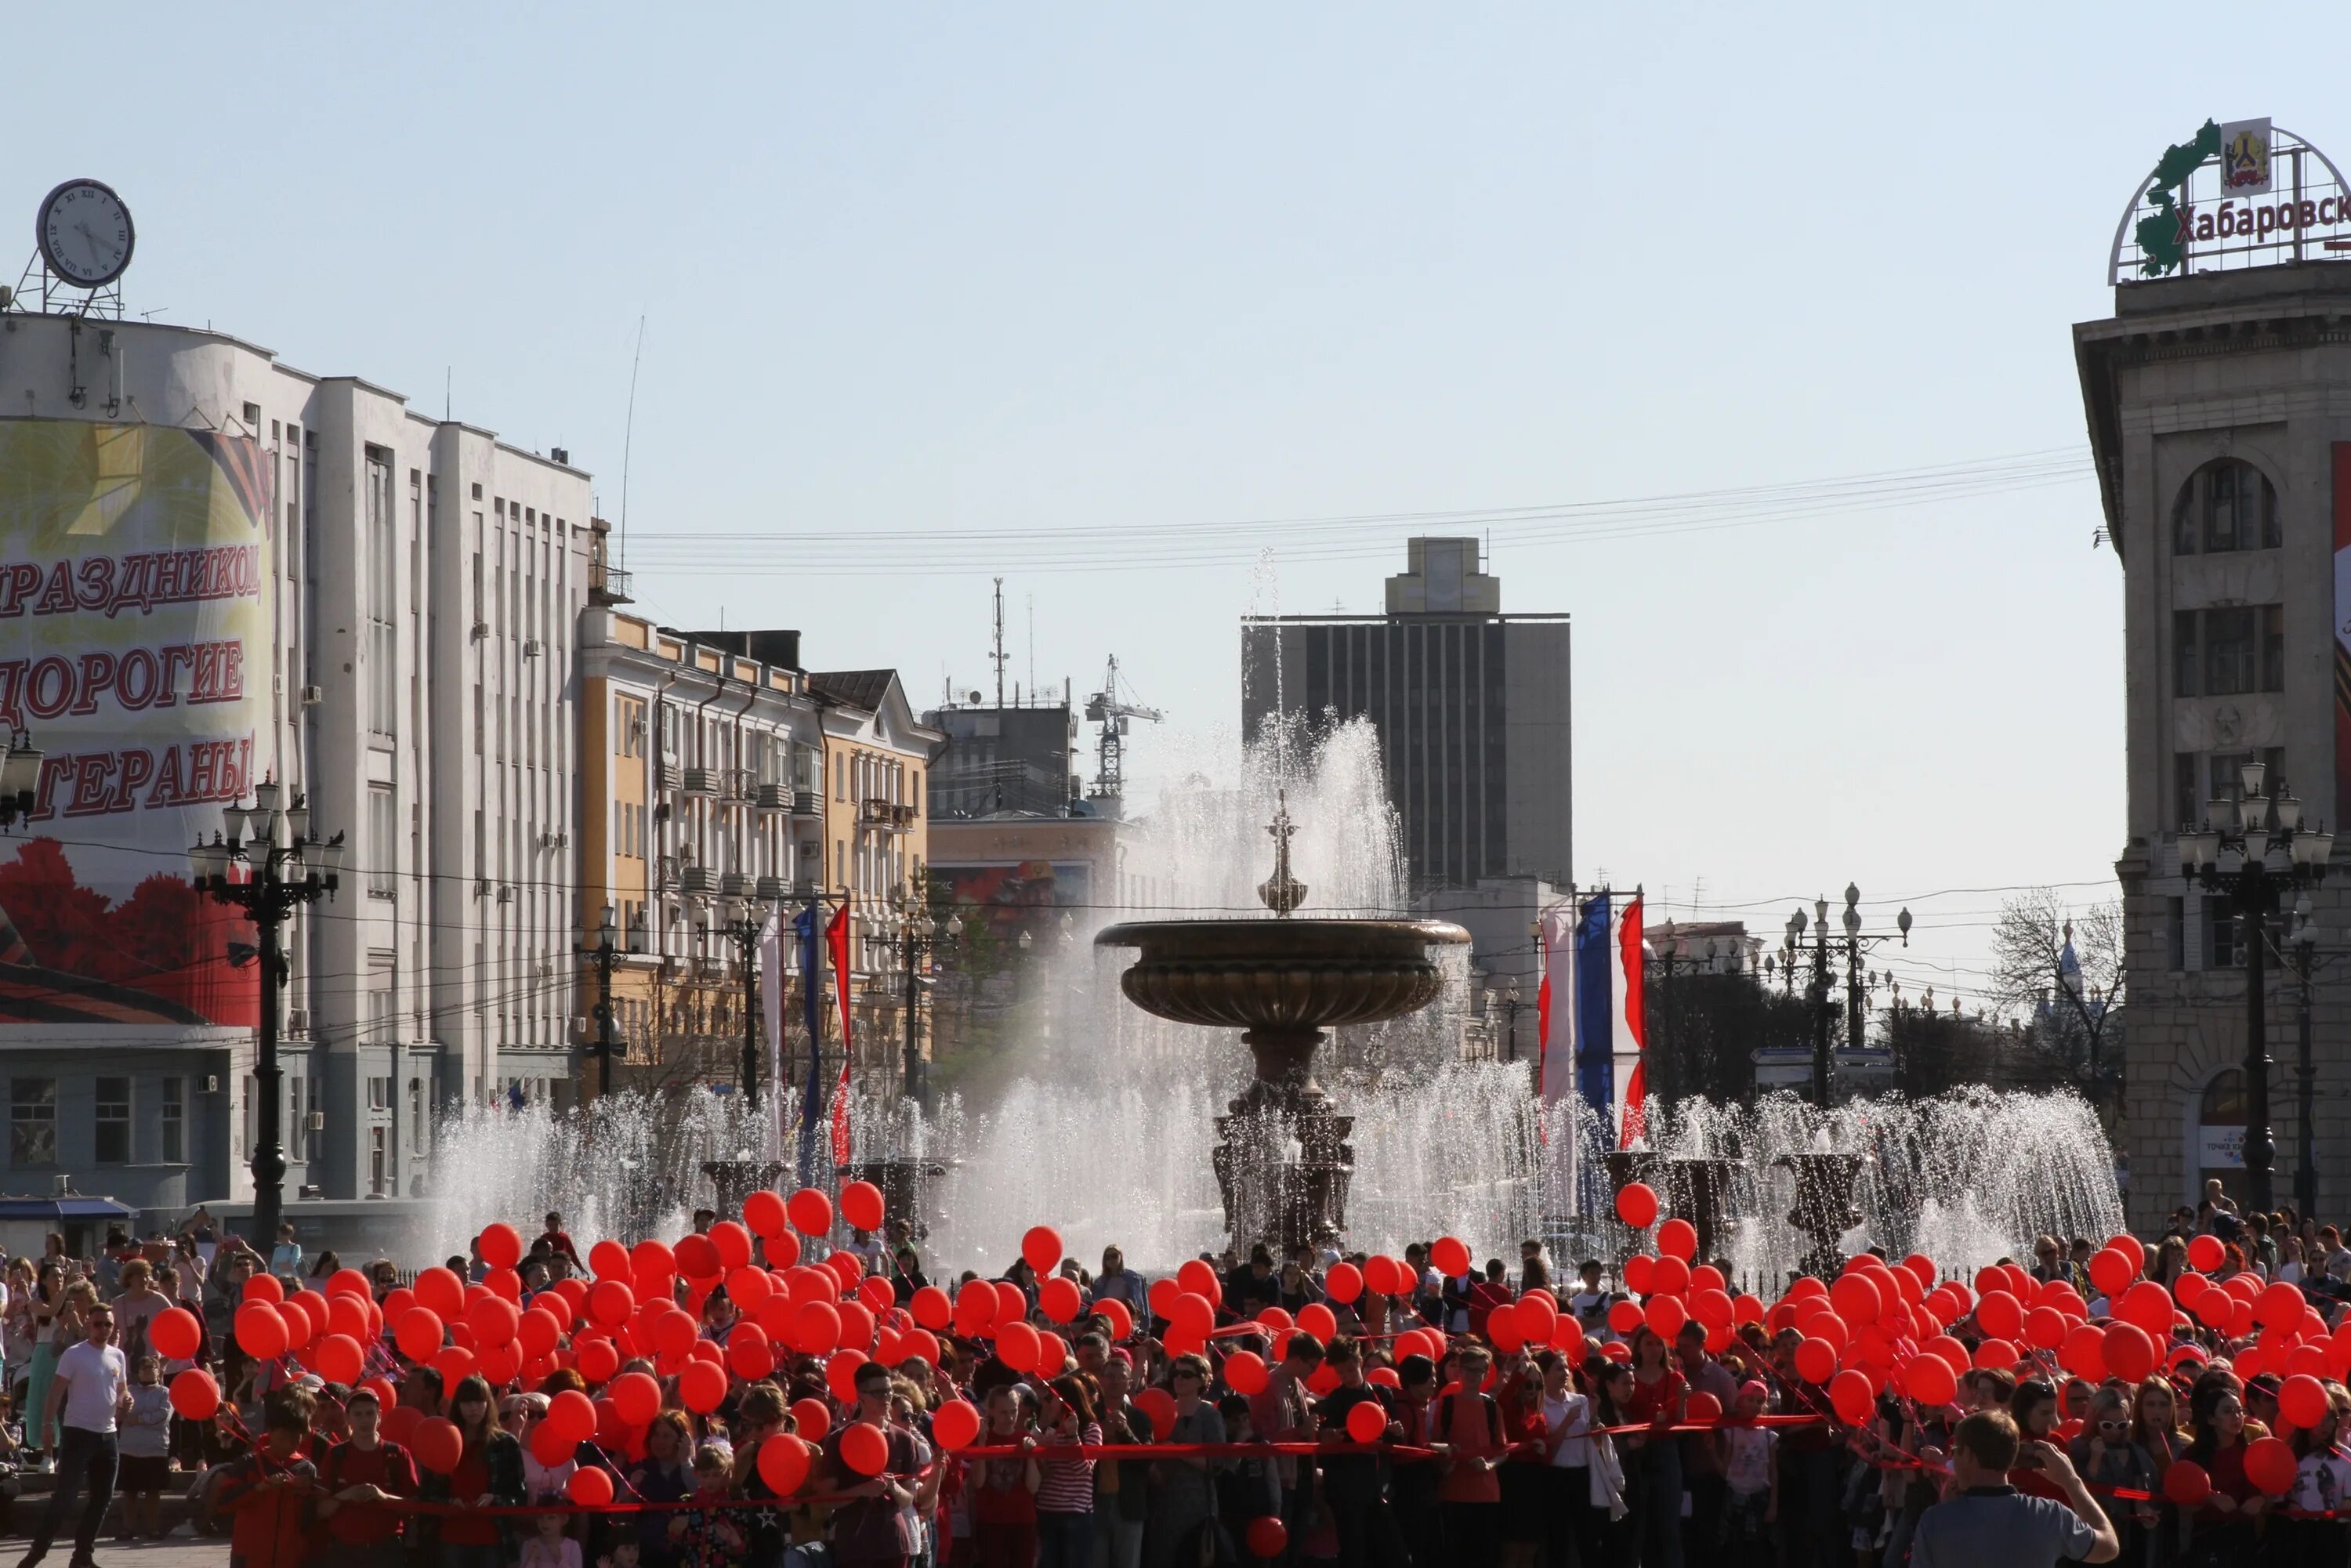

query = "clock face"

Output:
[[36, 179, 134, 289]]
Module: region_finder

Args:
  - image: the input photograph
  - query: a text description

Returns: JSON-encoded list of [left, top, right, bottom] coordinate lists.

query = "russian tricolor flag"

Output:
[[1537, 889, 1646, 1146]]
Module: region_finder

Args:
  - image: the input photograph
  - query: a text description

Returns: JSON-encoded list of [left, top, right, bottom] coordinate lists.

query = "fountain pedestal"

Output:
[[1602, 1152, 1742, 1265], [1778, 1152, 1864, 1284]]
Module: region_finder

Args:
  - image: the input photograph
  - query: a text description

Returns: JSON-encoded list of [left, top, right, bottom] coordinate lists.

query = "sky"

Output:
[[8, 3, 2339, 1008]]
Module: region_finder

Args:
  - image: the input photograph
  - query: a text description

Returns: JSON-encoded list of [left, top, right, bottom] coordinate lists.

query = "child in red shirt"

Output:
[[214, 1387, 321, 1568]]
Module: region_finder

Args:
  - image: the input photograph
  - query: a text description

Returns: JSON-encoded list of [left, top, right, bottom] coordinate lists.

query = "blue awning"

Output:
[[0, 1198, 137, 1221]]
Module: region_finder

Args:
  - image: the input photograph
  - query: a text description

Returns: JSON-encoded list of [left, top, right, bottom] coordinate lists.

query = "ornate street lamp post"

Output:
[[189, 781, 343, 1247], [2181, 759, 2332, 1212]]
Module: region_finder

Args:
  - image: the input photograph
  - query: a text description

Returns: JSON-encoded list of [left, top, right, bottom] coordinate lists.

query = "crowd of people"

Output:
[[0, 1176, 2345, 1568]]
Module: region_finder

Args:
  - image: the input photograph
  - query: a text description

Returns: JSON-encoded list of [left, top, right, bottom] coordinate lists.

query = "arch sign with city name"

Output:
[[2108, 118, 2351, 284]]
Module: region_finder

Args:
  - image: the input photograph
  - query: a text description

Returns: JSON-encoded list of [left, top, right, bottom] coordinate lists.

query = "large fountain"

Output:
[[420, 715, 2124, 1287], [1095, 794, 1469, 1251]]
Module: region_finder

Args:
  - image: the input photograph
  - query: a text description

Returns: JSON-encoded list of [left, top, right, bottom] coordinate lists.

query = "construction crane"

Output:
[[1084, 655, 1162, 808]]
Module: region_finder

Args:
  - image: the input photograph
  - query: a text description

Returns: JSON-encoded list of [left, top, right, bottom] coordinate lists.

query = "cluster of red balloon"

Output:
[[1607, 1181, 2350, 1485]]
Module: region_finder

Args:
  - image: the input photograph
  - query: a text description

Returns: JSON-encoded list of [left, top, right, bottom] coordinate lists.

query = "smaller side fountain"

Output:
[[835, 1157, 953, 1240], [1778, 1150, 1864, 1284], [702, 1160, 791, 1219], [1603, 1151, 1743, 1266]]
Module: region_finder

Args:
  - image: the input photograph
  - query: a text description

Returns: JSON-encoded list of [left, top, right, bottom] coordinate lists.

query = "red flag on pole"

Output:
[[825, 905, 855, 1165]]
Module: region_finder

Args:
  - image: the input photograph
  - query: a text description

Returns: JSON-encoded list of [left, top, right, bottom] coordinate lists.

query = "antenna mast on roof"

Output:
[[990, 578, 1008, 709]]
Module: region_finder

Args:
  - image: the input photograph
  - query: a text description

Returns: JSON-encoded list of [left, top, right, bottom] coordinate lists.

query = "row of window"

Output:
[[2163, 896, 2269, 971], [2173, 606, 2285, 697], [9, 1077, 184, 1168]]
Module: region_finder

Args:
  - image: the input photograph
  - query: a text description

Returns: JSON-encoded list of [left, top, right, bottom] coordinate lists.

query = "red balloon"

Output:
[[2257, 1282, 2308, 1331], [1643, 1298, 1685, 1341], [2061, 1324, 2107, 1382], [2023, 1306, 2068, 1351], [1650, 1257, 1691, 1298], [1362, 1255, 1401, 1296], [1226, 1350, 1269, 1396], [1094, 1298, 1134, 1342], [478, 1222, 523, 1270], [2164, 1460, 2214, 1506], [532, 1418, 577, 1468], [1829, 1273, 1882, 1327], [786, 1189, 833, 1236], [2186, 1233, 2226, 1272], [411, 1417, 465, 1475], [414, 1266, 465, 1320], [2245, 1436, 2298, 1495], [758, 1432, 812, 1494], [242, 1273, 285, 1305], [316, 1333, 364, 1385], [1905, 1355, 1958, 1407], [675, 1235, 723, 1282], [679, 1359, 727, 1414], [610, 1371, 663, 1426], [1656, 1218, 1697, 1262], [168, 1368, 219, 1420], [1622, 1256, 1655, 1295], [1794, 1338, 1838, 1384], [467, 1295, 520, 1349], [1325, 1262, 1364, 1304], [1686, 1390, 1723, 1425], [2086, 1249, 2134, 1298], [546, 1389, 598, 1444], [1974, 1291, 2023, 1341], [577, 1339, 621, 1385], [567, 1467, 614, 1506], [2280, 1373, 2331, 1429], [792, 1397, 832, 1441], [1972, 1338, 2016, 1371], [728, 1324, 777, 1381], [792, 1301, 842, 1356], [1017, 1224, 1064, 1273], [839, 1421, 889, 1477], [1039, 1276, 1083, 1324], [1244, 1517, 1288, 1559], [744, 1190, 789, 1238], [933, 1400, 983, 1451], [1430, 1237, 1471, 1278], [1297, 1303, 1339, 1343], [1828, 1369, 1875, 1425], [2103, 1322, 2157, 1385], [234, 1302, 289, 1359], [998, 1320, 1042, 1374], [840, 1181, 886, 1233], [150, 1306, 201, 1361], [911, 1285, 952, 1331], [1615, 1182, 1660, 1229], [1346, 1400, 1387, 1443], [1133, 1386, 1177, 1440], [1608, 1301, 1646, 1337]]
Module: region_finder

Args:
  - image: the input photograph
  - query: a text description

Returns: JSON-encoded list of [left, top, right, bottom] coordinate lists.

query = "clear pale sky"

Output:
[[9, 5, 2338, 1005]]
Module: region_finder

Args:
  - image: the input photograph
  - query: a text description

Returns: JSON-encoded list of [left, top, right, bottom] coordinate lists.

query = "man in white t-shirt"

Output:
[[18, 1300, 130, 1568]]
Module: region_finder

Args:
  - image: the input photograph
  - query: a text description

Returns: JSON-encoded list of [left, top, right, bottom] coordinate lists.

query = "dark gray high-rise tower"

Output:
[[1241, 538, 1571, 894]]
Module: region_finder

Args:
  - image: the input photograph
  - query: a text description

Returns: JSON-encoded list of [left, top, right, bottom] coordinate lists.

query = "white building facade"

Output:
[[0, 309, 588, 1210]]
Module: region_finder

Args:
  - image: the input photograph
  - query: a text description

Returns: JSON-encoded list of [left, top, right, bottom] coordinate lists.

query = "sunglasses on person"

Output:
[[2096, 1419, 2128, 1433], [1172, 1369, 1204, 1382]]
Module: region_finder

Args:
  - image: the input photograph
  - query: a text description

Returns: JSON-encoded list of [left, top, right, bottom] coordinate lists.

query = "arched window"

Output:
[[2201, 1068, 2247, 1123], [2172, 459, 2280, 555]]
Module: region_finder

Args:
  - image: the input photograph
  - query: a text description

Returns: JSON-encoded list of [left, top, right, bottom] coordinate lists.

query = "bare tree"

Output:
[[1987, 889, 2125, 1079]]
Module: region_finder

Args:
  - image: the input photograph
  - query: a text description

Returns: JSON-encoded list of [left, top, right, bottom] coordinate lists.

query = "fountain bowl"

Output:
[[1094, 918, 1469, 1034]]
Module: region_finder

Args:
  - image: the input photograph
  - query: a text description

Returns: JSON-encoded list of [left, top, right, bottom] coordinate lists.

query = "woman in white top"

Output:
[[1536, 1350, 1607, 1567]]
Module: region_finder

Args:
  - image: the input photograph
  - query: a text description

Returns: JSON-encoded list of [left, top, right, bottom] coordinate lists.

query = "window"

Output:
[[160, 1077, 183, 1164], [365, 449, 397, 737], [618, 697, 646, 758], [93, 1077, 129, 1164], [290, 1074, 307, 1161], [11, 1080, 54, 1166], [2263, 605, 2285, 691], [2167, 896, 2186, 972], [410, 1077, 426, 1152], [369, 785, 397, 896], [833, 755, 845, 800], [370, 1128, 388, 1197], [368, 962, 396, 1042], [2208, 900, 2237, 969], [2174, 458, 2282, 554], [2174, 610, 2199, 698], [2205, 608, 2258, 695]]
